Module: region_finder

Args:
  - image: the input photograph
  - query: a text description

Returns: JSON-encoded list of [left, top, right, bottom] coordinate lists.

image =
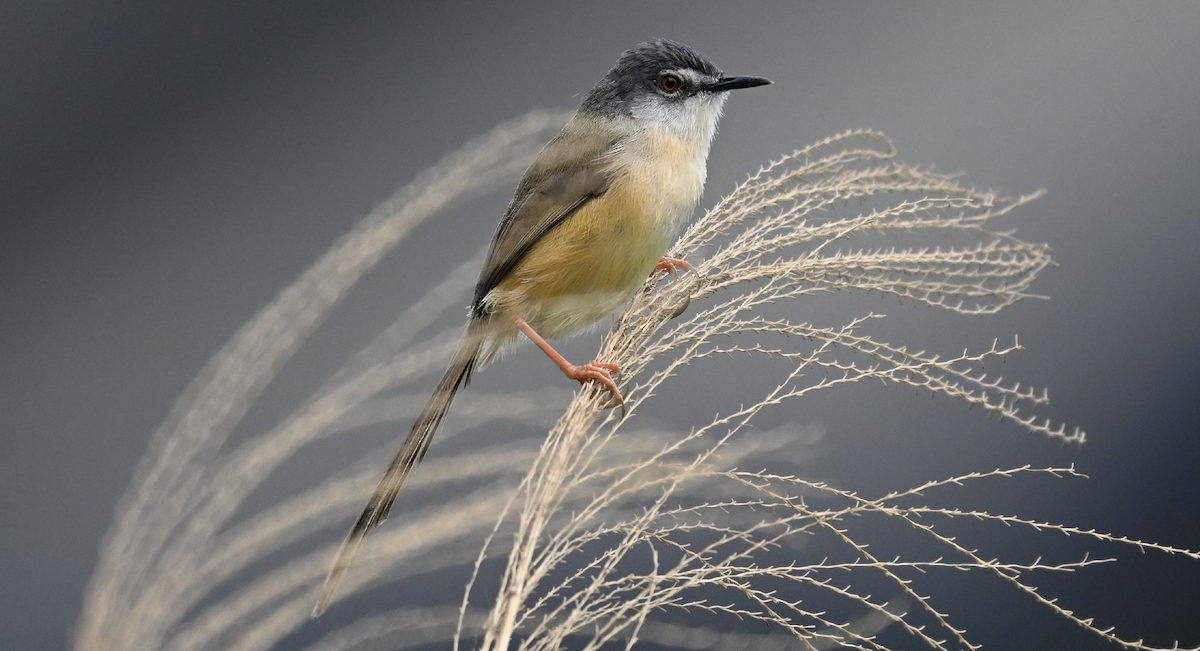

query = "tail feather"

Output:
[[313, 328, 482, 617]]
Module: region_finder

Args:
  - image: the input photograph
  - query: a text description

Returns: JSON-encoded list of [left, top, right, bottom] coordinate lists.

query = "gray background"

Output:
[[3, 2, 1198, 649]]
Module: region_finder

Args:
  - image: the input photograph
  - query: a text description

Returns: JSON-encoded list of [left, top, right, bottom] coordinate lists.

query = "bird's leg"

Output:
[[653, 255, 692, 278], [511, 315, 625, 417]]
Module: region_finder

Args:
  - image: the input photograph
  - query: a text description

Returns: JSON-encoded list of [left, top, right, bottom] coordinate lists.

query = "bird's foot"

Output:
[[564, 361, 625, 418], [653, 255, 692, 278], [511, 314, 627, 418]]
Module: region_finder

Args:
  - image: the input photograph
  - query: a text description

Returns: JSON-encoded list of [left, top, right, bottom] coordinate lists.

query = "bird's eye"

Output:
[[657, 73, 683, 94]]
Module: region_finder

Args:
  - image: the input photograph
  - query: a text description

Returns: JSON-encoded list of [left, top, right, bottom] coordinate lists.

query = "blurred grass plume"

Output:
[[75, 115, 1198, 651]]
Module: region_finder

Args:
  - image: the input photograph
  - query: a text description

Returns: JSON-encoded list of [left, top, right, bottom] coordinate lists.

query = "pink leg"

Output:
[[653, 255, 692, 278], [512, 315, 625, 417]]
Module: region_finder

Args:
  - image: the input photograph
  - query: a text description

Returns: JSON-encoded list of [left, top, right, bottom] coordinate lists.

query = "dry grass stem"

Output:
[[76, 122, 1196, 651]]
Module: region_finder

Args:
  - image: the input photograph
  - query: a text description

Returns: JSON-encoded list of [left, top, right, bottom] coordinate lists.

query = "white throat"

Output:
[[630, 91, 728, 161]]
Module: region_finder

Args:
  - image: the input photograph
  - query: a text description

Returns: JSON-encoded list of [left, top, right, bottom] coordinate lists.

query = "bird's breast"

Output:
[[485, 128, 709, 344], [611, 127, 709, 233]]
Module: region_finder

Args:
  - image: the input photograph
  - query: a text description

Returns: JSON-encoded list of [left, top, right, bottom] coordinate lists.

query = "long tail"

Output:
[[313, 325, 483, 617]]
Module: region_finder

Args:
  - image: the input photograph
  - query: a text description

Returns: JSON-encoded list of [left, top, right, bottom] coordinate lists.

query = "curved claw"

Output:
[[653, 255, 692, 278], [564, 361, 626, 419], [589, 360, 621, 382]]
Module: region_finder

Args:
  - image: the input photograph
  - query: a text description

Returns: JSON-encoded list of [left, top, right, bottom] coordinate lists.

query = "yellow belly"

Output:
[[482, 128, 705, 356]]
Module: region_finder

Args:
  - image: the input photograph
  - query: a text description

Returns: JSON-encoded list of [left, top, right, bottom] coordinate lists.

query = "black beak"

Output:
[[709, 75, 772, 92]]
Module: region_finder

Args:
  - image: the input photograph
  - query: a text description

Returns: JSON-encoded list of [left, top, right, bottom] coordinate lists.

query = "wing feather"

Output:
[[473, 121, 621, 312]]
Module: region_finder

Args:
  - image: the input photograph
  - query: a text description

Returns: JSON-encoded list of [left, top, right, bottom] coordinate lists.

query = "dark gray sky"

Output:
[[3, 2, 1199, 649]]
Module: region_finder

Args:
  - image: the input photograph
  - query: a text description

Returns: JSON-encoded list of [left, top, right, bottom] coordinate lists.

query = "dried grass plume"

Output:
[[74, 117, 1197, 651]]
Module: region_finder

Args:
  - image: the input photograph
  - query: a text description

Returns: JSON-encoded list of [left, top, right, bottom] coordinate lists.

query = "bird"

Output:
[[313, 38, 769, 616]]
